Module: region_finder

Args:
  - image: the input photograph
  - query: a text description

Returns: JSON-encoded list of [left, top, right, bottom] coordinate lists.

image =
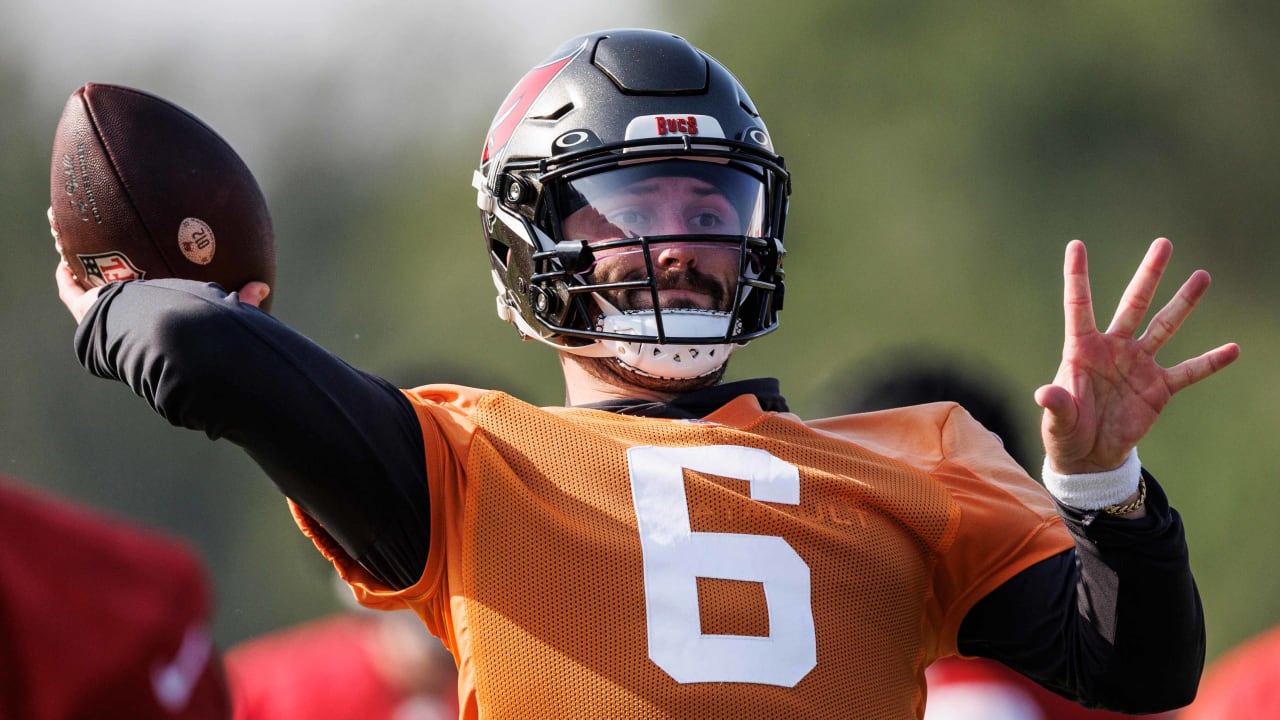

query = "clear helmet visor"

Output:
[[555, 159, 771, 245], [510, 158, 784, 379], [552, 160, 770, 316], [539, 160, 779, 379]]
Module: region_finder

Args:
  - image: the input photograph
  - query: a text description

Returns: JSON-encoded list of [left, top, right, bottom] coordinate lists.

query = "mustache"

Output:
[[619, 267, 730, 310]]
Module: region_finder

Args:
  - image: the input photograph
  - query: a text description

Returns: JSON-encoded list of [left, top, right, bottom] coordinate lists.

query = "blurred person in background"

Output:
[[0, 473, 230, 719], [224, 575, 458, 720], [1178, 624, 1280, 720], [55, 27, 1239, 718], [831, 350, 1173, 720]]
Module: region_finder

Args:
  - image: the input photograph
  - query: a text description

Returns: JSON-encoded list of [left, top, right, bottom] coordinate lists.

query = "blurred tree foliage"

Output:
[[1, 0, 1275, 666]]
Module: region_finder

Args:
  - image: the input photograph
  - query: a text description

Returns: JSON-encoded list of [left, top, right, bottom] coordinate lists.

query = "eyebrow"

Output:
[[622, 181, 724, 198]]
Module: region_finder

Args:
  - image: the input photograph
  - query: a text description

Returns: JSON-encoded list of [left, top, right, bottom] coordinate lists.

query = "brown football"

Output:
[[49, 83, 276, 310]]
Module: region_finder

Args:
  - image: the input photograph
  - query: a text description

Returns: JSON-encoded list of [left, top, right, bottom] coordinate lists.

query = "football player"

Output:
[[0, 475, 230, 719], [55, 28, 1238, 719]]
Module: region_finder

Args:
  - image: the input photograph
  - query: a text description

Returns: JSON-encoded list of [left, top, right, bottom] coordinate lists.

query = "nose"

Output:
[[654, 243, 698, 269]]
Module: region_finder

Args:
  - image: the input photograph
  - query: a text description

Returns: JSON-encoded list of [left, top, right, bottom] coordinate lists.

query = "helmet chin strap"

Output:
[[563, 294, 741, 380]]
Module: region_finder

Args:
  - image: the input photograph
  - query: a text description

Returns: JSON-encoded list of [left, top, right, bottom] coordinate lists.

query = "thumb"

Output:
[[238, 281, 271, 308], [1035, 384, 1077, 437]]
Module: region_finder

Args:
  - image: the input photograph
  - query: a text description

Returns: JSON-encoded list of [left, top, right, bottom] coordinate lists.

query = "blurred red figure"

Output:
[[925, 657, 1173, 720], [225, 591, 458, 720], [1178, 625, 1280, 720], [0, 474, 230, 719]]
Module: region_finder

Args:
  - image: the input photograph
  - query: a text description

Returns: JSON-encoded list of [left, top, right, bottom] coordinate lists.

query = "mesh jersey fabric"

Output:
[[292, 386, 1073, 720]]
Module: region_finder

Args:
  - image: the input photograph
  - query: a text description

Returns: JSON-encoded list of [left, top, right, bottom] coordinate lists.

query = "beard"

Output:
[[581, 260, 736, 393]]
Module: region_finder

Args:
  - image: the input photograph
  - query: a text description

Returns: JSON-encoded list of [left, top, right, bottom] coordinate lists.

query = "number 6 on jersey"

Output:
[[628, 445, 817, 686]]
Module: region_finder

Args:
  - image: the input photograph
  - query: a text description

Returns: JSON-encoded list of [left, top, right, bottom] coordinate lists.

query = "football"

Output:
[[49, 83, 276, 310]]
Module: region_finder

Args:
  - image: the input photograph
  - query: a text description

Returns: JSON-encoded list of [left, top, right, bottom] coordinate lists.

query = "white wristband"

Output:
[[1042, 448, 1141, 510]]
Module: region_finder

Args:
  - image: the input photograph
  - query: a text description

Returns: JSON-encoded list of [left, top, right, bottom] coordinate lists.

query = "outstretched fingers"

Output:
[[1062, 239, 1097, 338], [1107, 238, 1173, 337], [1138, 268, 1211, 354], [1164, 342, 1241, 395]]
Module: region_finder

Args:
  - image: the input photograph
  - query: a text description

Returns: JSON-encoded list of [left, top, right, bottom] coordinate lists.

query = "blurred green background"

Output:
[[1, 0, 1274, 666]]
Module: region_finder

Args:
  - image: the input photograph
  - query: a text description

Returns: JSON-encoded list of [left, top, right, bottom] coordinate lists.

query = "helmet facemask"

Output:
[[491, 149, 786, 380], [475, 30, 789, 381]]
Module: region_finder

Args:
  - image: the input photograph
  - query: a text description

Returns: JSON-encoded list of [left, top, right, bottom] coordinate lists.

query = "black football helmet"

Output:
[[474, 28, 790, 379]]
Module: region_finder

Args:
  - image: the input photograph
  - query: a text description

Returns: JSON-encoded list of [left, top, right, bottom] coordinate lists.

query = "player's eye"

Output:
[[606, 209, 649, 235], [687, 212, 725, 231]]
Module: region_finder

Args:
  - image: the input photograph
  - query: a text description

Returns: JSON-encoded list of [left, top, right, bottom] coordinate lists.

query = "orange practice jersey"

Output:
[[293, 387, 1073, 719]]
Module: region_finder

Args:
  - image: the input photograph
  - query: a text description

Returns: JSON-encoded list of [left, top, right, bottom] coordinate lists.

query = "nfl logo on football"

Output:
[[79, 251, 145, 286]]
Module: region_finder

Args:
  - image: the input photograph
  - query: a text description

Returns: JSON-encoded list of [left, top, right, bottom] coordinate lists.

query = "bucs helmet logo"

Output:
[[482, 42, 584, 163]]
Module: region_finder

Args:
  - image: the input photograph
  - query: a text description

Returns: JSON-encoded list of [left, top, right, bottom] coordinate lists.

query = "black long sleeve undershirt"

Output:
[[964, 480, 1204, 713], [76, 279, 430, 588], [74, 279, 1203, 712]]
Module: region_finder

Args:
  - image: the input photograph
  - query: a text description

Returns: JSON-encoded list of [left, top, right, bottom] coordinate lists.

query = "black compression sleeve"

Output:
[[957, 471, 1203, 713], [74, 279, 431, 589]]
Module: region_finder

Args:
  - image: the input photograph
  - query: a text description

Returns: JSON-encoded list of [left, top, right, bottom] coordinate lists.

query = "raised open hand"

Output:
[[1035, 238, 1240, 475]]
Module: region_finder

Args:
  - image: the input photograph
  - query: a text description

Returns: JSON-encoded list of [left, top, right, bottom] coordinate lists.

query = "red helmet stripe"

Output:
[[482, 44, 583, 163]]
